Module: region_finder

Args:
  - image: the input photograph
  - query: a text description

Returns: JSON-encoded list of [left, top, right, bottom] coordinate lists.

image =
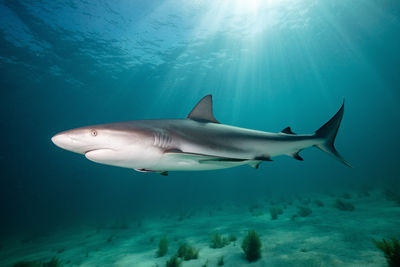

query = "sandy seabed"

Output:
[[1, 190, 399, 267]]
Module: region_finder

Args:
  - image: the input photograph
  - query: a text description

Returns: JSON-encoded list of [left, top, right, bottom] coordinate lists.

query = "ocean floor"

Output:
[[1, 189, 399, 267]]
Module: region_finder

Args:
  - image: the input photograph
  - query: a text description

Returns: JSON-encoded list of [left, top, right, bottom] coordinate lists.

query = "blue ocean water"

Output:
[[1, 0, 400, 266]]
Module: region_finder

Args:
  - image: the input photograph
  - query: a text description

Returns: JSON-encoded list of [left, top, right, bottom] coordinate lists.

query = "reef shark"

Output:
[[52, 95, 351, 175]]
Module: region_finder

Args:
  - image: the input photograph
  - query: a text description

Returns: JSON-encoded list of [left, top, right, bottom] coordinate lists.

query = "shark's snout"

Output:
[[52, 131, 87, 154], [51, 133, 71, 149], [51, 129, 113, 155]]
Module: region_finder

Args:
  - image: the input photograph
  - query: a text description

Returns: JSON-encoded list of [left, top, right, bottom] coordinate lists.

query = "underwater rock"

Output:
[[358, 185, 371, 197], [217, 255, 224, 266], [384, 189, 400, 205], [42, 258, 62, 267], [334, 199, 355, 211], [251, 209, 265, 217], [13, 261, 42, 267], [106, 235, 114, 243], [110, 221, 129, 230], [300, 247, 310, 253], [241, 230, 262, 262], [326, 191, 336, 197], [342, 192, 352, 199], [249, 203, 260, 213], [297, 206, 312, 217], [314, 200, 324, 207], [299, 198, 311, 206], [13, 257, 62, 267]]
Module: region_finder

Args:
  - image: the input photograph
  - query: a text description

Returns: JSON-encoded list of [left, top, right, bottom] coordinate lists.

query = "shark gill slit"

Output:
[[153, 131, 171, 149]]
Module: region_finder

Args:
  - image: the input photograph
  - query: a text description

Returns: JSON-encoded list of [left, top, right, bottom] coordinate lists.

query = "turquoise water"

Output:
[[1, 0, 400, 266]]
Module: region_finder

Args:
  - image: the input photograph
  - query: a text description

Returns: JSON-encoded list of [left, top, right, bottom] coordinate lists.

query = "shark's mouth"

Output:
[[85, 149, 100, 154], [84, 148, 113, 155]]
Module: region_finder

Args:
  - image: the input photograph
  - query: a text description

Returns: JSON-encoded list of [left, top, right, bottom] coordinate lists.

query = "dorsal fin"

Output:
[[281, 127, 296, 135], [187, 95, 220, 123]]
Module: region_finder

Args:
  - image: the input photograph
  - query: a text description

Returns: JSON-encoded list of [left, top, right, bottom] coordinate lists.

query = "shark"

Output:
[[51, 95, 351, 175]]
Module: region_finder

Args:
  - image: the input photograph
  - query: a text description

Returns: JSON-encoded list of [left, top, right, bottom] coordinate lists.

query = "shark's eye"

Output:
[[90, 129, 97, 136]]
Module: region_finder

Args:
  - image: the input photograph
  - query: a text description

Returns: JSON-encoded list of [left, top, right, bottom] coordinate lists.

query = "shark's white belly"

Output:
[[149, 155, 251, 171], [84, 136, 319, 172], [84, 144, 248, 171]]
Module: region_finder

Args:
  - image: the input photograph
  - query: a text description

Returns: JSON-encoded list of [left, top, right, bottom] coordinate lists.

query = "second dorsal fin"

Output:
[[281, 127, 296, 135], [187, 95, 220, 123]]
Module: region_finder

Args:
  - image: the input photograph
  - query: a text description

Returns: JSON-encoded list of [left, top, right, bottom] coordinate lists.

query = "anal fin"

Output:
[[288, 152, 304, 161], [248, 161, 262, 169]]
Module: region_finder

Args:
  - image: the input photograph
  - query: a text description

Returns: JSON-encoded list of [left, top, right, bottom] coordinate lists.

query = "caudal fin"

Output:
[[314, 101, 352, 167]]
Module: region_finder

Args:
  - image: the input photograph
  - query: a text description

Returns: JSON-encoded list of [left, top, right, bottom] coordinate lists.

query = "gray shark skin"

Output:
[[52, 95, 351, 175]]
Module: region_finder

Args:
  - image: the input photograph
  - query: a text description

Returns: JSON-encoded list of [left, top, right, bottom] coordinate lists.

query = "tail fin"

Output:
[[314, 101, 352, 167]]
